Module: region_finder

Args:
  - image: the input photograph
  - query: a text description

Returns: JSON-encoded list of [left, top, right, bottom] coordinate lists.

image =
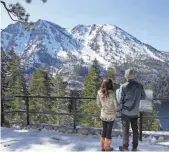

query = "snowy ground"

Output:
[[1, 127, 169, 152]]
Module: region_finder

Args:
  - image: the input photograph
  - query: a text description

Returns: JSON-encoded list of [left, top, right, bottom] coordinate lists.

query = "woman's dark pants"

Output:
[[102, 120, 114, 139]]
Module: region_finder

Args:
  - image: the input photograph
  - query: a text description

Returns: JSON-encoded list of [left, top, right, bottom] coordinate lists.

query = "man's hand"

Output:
[[116, 110, 122, 118]]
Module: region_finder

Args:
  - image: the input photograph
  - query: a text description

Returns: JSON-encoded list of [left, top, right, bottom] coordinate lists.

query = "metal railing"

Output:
[[1, 96, 169, 141]]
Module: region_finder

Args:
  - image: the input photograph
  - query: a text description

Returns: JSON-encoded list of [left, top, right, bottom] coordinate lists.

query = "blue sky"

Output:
[[1, 0, 169, 51]]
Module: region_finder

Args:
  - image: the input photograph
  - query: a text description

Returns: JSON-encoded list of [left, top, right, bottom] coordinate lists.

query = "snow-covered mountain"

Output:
[[1, 19, 169, 86]]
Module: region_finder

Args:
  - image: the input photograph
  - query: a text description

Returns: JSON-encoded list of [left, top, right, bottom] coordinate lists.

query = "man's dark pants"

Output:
[[121, 114, 138, 148]]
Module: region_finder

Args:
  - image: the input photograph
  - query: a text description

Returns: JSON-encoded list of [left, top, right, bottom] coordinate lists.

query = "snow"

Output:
[[158, 141, 169, 146], [143, 131, 169, 136], [1, 20, 169, 74], [1, 127, 169, 152], [57, 50, 69, 59], [143, 46, 164, 62], [102, 24, 116, 32]]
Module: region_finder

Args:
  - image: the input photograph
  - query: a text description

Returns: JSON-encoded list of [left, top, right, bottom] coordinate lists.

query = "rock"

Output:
[[163, 135, 169, 140], [51, 136, 60, 140], [158, 136, 164, 141], [95, 129, 102, 135], [58, 127, 67, 133], [31, 125, 37, 129], [89, 129, 96, 135], [150, 136, 157, 144], [53, 126, 59, 131], [66, 129, 74, 134], [44, 125, 52, 130], [78, 129, 89, 135], [143, 134, 149, 138]]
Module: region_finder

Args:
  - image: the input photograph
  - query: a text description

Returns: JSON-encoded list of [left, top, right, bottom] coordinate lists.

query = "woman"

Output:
[[97, 78, 117, 151]]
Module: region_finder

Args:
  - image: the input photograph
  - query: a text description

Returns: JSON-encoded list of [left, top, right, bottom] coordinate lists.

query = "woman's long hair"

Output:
[[101, 78, 114, 99]]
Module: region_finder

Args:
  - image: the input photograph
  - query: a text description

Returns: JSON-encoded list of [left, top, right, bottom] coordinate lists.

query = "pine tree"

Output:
[[80, 59, 102, 127], [1, 48, 10, 96], [6, 49, 28, 123], [51, 73, 67, 97], [1, 48, 10, 126], [29, 69, 53, 123], [8, 49, 27, 96], [84, 59, 101, 97], [153, 71, 169, 99], [107, 66, 120, 90], [67, 89, 83, 127], [141, 103, 161, 131], [68, 89, 83, 113], [107, 66, 116, 81], [49, 73, 69, 125]]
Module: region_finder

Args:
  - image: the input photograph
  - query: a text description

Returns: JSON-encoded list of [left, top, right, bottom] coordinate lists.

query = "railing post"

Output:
[[73, 100, 76, 131], [1, 98, 5, 126], [25, 96, 30, 125], [139, 112, 143, 141]]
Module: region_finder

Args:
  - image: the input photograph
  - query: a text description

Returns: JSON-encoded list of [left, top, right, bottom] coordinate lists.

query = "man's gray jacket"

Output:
[[117, 79, 146, 116]]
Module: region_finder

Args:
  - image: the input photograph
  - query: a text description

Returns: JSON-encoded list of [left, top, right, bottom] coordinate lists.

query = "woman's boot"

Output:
[[104, 138, 114, 151], [100, 136, 105, 151]]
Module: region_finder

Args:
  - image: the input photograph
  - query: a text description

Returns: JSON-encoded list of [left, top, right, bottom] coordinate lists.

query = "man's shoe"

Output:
[[132, 147, 138, 151], [119, 146, 128, 151], [132, 142, 138, 151]]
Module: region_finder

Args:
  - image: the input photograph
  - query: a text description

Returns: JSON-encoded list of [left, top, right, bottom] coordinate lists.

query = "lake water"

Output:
[[155, 102, 169, 131]]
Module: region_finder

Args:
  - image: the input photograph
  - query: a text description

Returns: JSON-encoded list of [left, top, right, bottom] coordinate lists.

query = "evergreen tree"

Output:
[[1, 48, 10, 96], [84, 59, 101, 97], [1, 48, 10, 126], [67, 89, 83, 127], [107, 66, 116, 81], [5, 49, 28, 123], [68, 89, 83, 113], [49, 73, 69, 125], [29, 69, 53, 123], [142, 107, 161, 131], [107, 66, 120, 90], [51, 73, 67, 96], [8, 49, 27, 97], [153, 71, 169, 99], [80, 59, 102, 127]]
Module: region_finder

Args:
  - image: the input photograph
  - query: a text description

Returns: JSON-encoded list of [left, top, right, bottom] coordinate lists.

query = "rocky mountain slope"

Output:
[[1, 19, 169, 88]]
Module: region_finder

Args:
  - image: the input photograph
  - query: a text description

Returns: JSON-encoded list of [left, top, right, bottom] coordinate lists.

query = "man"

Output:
[[117, 69, 146, 151]]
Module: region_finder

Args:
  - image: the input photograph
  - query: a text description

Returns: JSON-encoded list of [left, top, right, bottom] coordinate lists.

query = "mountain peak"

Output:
[[1, 19, 169, 72]]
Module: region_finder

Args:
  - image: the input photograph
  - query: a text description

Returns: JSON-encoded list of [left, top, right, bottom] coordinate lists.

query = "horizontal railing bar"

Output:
[[141, 116, 169, 119], [10, 121, 26, 124], [2, 96, 169, 101], [3, 111, 169, 119], [3, 111, 99, 117], [153, 98, 169, 100], [28, 111, 100, 117], [1, 96, 96, 100], [3, 110, 26, 113], [29, 111, 73, 115]]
